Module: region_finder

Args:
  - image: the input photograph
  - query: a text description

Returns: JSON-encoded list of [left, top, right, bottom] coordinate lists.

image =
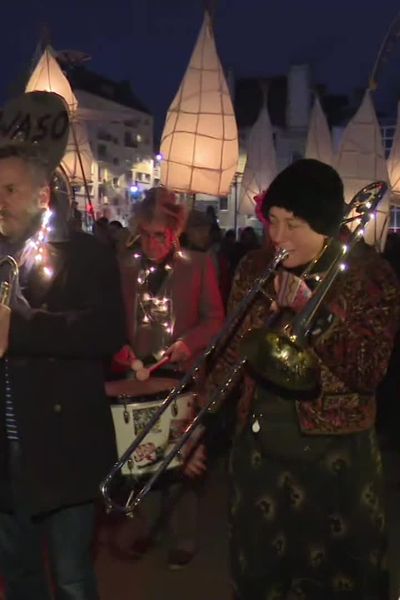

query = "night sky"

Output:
[[3, 0, 400, 135]]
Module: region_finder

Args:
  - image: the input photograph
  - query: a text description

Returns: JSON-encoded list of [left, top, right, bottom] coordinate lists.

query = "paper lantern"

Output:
[[61, 119, 93, 184], [305, 97, 333, 166], [26, 46, 78, 114], [160, 12, 238, 196], [387, 100, 400, 207], [335, 91, 389, 251], [239, 105, 277, 215]]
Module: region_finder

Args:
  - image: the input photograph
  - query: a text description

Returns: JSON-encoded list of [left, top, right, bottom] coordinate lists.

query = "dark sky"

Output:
[[4, 0, 400, 134]]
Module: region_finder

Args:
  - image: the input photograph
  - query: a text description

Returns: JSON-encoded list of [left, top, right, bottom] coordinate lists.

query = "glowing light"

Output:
[[43, 266, 53, 279], [369, 213, 375, 221], [130, 185, 138, 193], [342, 244, 348, 254], [365, 201, 372, 209], [358, 229, 364, 237], [339, 263, 347, 271], [134, 253, 141, 259]]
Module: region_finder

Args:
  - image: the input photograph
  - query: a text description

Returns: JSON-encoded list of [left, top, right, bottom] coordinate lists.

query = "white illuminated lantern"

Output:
[[387, 100, 400, 207], [239, 104, 277, 215], [160, 12, 239, 196], [26, 46, 78, 114], [26, 46, 93, 188], [335, 90, 389, 251], [305, 96, 333, 166], [61, 120, 93, 184]]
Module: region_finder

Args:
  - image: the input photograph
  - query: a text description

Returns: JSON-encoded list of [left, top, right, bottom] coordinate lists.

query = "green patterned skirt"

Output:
[[229, 392, 388, 600]]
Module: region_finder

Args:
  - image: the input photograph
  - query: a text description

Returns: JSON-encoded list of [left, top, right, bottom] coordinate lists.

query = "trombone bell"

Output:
[[241, 326, 320, 396]]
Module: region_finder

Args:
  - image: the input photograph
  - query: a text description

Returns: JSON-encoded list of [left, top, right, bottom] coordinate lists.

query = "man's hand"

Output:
[[165, 340, 191, 363], [0, 305, 11, 358]]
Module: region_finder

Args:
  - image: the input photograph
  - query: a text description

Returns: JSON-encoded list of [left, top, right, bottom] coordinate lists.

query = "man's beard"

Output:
[[0, 209, 44, 243]]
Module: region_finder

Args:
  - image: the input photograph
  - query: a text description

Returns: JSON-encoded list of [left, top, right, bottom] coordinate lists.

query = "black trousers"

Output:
[[0, 442, 98, 600]]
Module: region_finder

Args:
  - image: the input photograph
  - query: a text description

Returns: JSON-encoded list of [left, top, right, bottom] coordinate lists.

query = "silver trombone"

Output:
[[100, 248, 289, 516], [100, 179, 387, 517]]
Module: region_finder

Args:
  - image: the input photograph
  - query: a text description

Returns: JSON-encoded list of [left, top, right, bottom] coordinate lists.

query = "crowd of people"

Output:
[[0, 144, 399, 600]]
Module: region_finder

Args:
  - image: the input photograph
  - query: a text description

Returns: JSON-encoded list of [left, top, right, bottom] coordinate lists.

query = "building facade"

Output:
[[67, 67, 156, 224]]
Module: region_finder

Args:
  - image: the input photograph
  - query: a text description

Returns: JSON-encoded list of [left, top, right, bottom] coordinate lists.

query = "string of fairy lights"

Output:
[[20, 208, 54, 279]]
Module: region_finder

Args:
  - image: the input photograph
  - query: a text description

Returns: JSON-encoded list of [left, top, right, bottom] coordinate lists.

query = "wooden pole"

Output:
[[70, 119, 94, 229]]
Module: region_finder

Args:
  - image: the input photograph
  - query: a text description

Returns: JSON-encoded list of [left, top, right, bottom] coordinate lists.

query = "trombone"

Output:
[[100, 248, 289, 515], [100, 180, 387, 516]]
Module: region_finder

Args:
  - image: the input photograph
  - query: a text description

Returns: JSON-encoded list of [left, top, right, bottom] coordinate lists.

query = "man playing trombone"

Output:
[[0, 141, 125, 599]]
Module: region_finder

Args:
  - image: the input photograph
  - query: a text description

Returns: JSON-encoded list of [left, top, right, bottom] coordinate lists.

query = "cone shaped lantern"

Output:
[[160, 12, 238, 196], [305, 97, 333, 166], [26, 46, 78, 114], [26, 46, 93, 186], [239, 105, 277, 215], [335, 91, 389, 251], [387, 100, 400, 207], [61, 120, 93, 184]]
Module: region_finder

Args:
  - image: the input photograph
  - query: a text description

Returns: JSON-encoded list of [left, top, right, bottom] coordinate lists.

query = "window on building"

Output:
[[113, 157, 120, 166], [97, 144, 107, 160], [124, 132, 138, 148], [390, 206, 400, 231], [219, 196, 228, 211]]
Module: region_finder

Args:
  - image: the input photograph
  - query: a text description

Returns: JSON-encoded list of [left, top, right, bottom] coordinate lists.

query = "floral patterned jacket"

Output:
[[210, 241, 400, 435]]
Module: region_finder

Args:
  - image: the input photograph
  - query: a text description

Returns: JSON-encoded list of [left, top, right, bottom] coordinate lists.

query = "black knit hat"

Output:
[[261, 159, 345, 236]]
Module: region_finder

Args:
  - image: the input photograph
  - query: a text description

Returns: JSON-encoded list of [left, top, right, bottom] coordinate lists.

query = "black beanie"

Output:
[[261, 159, 345, 236]]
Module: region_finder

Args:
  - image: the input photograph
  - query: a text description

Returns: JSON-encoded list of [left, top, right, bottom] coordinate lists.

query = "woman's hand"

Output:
[[273, 271, 312, 312], [165, 340, 191, 363], [182, 443, 207, 478]]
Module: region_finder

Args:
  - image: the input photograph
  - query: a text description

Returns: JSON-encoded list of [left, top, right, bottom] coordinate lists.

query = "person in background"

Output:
[[118, 188, 224, 569]]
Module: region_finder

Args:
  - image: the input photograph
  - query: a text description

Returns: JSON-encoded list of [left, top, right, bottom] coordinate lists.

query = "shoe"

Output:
[[167, 548, 195, 570]]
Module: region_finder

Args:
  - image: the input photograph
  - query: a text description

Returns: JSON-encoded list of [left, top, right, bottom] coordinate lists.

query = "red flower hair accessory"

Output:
[[254, 190, 268, 225]]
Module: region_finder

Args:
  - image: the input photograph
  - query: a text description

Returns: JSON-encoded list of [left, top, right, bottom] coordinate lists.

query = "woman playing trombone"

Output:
[[209, 159, 400, 599]]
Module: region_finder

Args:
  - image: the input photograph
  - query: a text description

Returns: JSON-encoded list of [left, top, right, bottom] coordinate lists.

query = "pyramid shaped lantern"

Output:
[[25, 46, 93, 185], [239, 104, 277, 215], [387, 100, 400, 207], [305, 96, 333, 166], [26, 46, 78, 114], [160, 12, 239, 196], [335, 90, 389, 251]]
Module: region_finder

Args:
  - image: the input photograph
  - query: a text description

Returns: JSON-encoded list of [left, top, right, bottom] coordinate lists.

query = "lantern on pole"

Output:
[[335, 90, 389, 251], [160, 12, 239, 197], [239, 104, 277, 216], [305, 96, 333, 166], [26, 45, 93, 217]]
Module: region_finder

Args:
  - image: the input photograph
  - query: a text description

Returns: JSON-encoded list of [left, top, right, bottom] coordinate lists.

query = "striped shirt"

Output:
[[4, 358, 18, 441]]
